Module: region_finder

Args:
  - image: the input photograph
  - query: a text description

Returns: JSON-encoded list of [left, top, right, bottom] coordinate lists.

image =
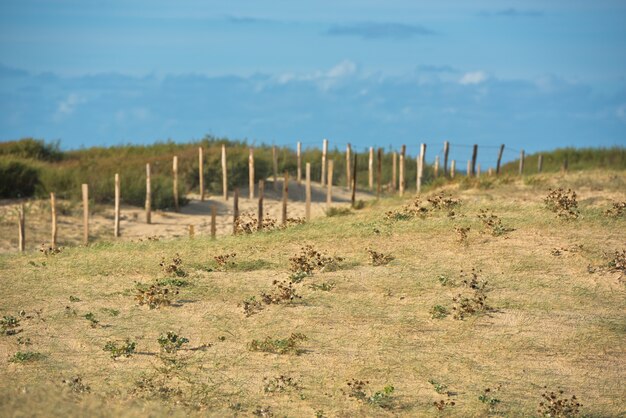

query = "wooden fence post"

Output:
[[351, 152, 358, 207], [297, 141, 302, 185], [488, 167, 493, 176], [471, 144, 478, 176], [114, 174, 120, 237], [434, 155, 440, 178], [519, 150, 525, 176], [496, 144, 505, 175], [249, 148, 255, 199], [50, 192, 57, 248], [282, 171, 289, 225], [210, 205, 216, 239], [173, 156, 179, 212], [233, 188, 239, 235], [466, 160, 471, 177], [321, 139, 328, 186], [272, 145, 278, 192], [538, 154, 543, 173], [199, 147, 204, 201], [368, 147, 374, 190], [392, 152, 397, 192], [376, 148, 382, 198], [18, 204, 25, 252], [305, 163, 311, 221], [346, 143, 351, 190], [82, 183, 89, 244], [443, 141, 450, 177], [399, 145, 406, 196], [222, 144, 228, 200], [145, 163, 151, 224], [326, 160, 334, 207], [258, 180, 264, 230], [417, 143, 426, 193], [451, 160, 456, 178]]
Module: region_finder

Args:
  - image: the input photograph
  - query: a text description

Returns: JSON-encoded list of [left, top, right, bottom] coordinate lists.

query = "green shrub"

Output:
[[0, 158, 40, 198]]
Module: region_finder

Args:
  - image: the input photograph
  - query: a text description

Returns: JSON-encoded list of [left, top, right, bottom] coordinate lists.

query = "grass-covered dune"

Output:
[[1, 170, 625, 417], [0, 138, 418, 209]]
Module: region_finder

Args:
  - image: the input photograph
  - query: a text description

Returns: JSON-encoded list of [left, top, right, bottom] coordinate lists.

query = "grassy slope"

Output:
[[1, 171, 625, 417]]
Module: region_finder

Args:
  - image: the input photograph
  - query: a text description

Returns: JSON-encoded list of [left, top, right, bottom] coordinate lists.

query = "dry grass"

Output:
[[0, 170, 625, 417]]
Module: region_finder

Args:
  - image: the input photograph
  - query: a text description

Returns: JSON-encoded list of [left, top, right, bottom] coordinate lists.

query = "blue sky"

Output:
[[1, 0, 625, 163]]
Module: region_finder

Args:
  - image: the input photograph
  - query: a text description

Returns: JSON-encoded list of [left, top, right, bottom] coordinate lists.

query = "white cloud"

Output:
[[459, 71, 488, 85], [54, 93, 86, 120], [273, 60, 357, 91], [326, 60, 357, 78]]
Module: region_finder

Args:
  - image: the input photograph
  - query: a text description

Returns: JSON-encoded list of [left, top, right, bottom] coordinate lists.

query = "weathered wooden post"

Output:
[[346, 143, 352, 190], [391, 152, 397, 192], [233, 188, 239, 235], [222, 144, 228, 200], [443, 141, 450, 177], [351, 152, 358, 207], [538, 154, 543, 173], [519, 150, 525, 175], [17, 204, 25, 252], [50, 192, 57, 248], [399, 145, 406, 196], [496, 144, 505, 175], [199, 147, 205, 201], [296, 141, 302, 185], [326, 160, 334, 207], [471, 144, 478, 176], [282, 171, 289, 225], [258, 180, 264, 230], [82, 183, 89, 244], [434, 155, 440, 178], [451, 160, 456, 178], [145, 163, 151, 224], [321, 139, 328, 186], [272, 145, 278, 192], [466, 160, 471, 177], [173, 156, 179, 212], [114, 174, 120, 237], [210, 205, 216, 239], [417, 143, 426, 193], [488, 167, 494, 176], [376, 148, 382, 198], [368, 147, 374, 190], [305, 163, 311, 221], [248, 148, 255, 199]]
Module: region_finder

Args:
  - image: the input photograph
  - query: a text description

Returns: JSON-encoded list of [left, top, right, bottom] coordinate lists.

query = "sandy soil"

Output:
[[0, 178, 376, 254]]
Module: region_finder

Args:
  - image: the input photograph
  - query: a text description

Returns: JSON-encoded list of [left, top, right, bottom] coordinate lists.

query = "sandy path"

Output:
[[0, 178, 375, 253]]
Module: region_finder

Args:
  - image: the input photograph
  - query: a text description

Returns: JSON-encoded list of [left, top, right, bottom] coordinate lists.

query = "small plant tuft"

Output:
[[367, 248, 394, 266], [248, 333, 308, 355], [159, 254, 186, 277], [103, 339, 136, 359], [157, 331, 189, 353], [430, 305, 449, 319], [63, 376, 91, 393], [10, 351, 45, 363], [135, 282, 178, 309], [344, 379, 395, 409], [538, 387, 582, 417], [544, 188, 579, 219], [1, 315, 21, 335]]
